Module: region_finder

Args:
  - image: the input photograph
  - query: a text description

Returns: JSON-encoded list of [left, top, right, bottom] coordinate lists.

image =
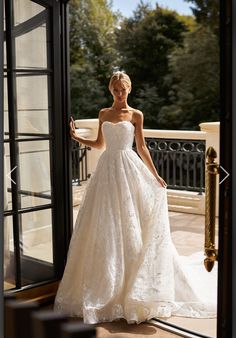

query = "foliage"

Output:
[[70, 65, 108, 119], [69, 0, 220, 130], [115, 3, 189, 125], [158, 26, 220, 130], [69, 0, 119, 117], [116, 4, 188, 86], [135, 85, 165, 128], [184, 0, 219, 35]]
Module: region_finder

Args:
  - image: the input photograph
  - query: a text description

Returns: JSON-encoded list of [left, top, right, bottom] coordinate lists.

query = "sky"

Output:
[[111, 0, 194, 17]]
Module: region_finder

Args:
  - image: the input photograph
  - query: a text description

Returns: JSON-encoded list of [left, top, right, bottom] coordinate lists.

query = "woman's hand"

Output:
[[156, 175, 167, 188], [69, 117, 77, 140]]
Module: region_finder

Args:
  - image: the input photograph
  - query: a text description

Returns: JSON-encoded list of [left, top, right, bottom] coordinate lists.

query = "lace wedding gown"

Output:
[[54, 120, 217, 324]]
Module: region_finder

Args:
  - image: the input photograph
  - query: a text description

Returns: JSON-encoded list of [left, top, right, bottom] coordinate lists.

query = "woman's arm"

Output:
[[133, 111, 167, 188], [70, 110, 105, 149]]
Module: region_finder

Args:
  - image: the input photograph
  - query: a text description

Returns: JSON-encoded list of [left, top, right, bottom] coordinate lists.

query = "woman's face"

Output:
[[110, 81, 130, 103]]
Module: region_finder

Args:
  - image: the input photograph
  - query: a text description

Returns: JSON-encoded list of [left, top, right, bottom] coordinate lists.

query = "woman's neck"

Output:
[[112, 102, 129, 110]]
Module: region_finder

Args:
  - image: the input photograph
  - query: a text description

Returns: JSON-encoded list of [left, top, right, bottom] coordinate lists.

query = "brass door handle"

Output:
[[204, 147, 219, 272]]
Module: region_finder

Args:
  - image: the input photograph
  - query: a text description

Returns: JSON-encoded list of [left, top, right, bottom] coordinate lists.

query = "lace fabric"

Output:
[[54, 121, 217, 324]]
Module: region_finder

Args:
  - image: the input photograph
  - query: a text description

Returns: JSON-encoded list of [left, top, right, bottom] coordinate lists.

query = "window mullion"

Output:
[[5, 0, 22, 289]]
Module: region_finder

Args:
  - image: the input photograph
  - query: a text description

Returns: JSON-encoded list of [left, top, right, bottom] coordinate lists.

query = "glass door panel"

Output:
[[4, 216, 16, 290], [20, 209, 54, 286], [18, 140, 52, 208], [14, 0, 45, 26], [4, 144, 12, 211], [4, 74, 9, 140], [15, 12, 50, 69], [3, 0, 63, 291], [16, 75, 50, 136]]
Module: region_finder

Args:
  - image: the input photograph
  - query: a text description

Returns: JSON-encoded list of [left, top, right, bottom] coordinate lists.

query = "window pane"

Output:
[[16, 75, 50, 136], [4, 216, 16, 290], [4, 73, 9, 139], [3, 0, 5, 30], [4, 143, 12, 211], [20, 209, 54, 285], [15, 21, 50, 69], [14, 0, 45, 26], [21, 209, 53, 262], [18, 140, 52, 208], [4, 40, 7, 68]]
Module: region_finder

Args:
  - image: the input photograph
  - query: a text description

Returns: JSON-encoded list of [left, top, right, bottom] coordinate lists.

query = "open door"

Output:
[[3, 0, 72, 294]]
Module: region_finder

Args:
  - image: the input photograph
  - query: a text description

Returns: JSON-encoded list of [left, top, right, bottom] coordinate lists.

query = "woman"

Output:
[[54, 71, 216, 324]]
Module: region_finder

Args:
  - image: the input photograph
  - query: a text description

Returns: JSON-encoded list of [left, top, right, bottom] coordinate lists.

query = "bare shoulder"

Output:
[[132, 109, 143, 124], [99, 108, 110, 122]]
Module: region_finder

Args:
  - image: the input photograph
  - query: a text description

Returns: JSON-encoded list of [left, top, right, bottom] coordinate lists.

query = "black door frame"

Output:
[[217, 0, 234, 337], [2, 0, 73, 290], [0, 0, 4, 337], [231, 1, 236, 337]]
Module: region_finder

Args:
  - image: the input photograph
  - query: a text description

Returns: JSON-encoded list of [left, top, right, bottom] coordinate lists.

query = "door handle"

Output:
[[204, 147, 219, 272]]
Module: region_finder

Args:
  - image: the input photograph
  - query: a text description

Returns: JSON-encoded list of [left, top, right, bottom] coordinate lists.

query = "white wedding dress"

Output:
[[54, 120, 217, 324]]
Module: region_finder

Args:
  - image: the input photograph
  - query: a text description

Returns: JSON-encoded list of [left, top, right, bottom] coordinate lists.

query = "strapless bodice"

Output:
[[102, 121, 135, 151]]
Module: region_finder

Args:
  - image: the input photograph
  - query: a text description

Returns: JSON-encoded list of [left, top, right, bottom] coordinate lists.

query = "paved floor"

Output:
[[4, 183, 218, 337], [96, 320, 184, 338], [72, 183, 219, 257], [72, 183, 218, 338]]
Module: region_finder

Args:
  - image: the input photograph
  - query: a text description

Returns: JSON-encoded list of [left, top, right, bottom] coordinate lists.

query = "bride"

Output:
[[54, 71, 217, 324]]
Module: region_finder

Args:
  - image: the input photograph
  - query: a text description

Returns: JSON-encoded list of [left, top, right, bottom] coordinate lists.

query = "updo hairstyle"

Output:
[[108, 71, 132, 92]]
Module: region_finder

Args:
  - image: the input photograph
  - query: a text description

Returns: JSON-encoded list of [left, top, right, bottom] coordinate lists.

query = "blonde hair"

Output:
[[108, 71, 132, 91]]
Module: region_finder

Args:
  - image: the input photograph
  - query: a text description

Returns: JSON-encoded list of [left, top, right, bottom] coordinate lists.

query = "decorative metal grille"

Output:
[[71, 137, 206, 193], [134, 138, 206, 194]]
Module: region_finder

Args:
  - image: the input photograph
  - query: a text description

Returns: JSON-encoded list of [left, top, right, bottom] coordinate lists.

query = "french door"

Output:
[[3, 0, 72, 291]]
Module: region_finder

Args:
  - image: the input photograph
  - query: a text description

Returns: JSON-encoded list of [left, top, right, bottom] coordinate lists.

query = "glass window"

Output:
[[15, 22, 50, 69], [4, 40, 6, 68], [4, 216, 16, 290], [4, 73, 9, 140], [14, 0, 45, 26], [4, 143, 12, 212], [18, 140, 52, 208], [16, 75, 50, 136], [20, 208, 54, 285], [3, 0, 5, 30], [21, 209, 53, 262]]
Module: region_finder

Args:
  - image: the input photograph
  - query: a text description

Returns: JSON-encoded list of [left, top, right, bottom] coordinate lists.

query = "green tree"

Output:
[[135, 85, 165, 128], [70, 65, 108, 119], [184, 0, 219, 35], [69, 0, 118, 118], [115, 3, 189, 127], [158, 26, 220, 130]]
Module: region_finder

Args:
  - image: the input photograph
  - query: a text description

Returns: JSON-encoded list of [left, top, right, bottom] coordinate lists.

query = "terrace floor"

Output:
[[72, 182, 218, 256], [72, 183, 218, 338], [4, 182, 218, 337]]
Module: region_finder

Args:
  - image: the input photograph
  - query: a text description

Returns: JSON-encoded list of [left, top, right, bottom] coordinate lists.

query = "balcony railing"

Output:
[[71, 140, 90, 185], [144, 138, 205, 194], [72, 136, 205, 193], [71, 119, 220, 215]]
